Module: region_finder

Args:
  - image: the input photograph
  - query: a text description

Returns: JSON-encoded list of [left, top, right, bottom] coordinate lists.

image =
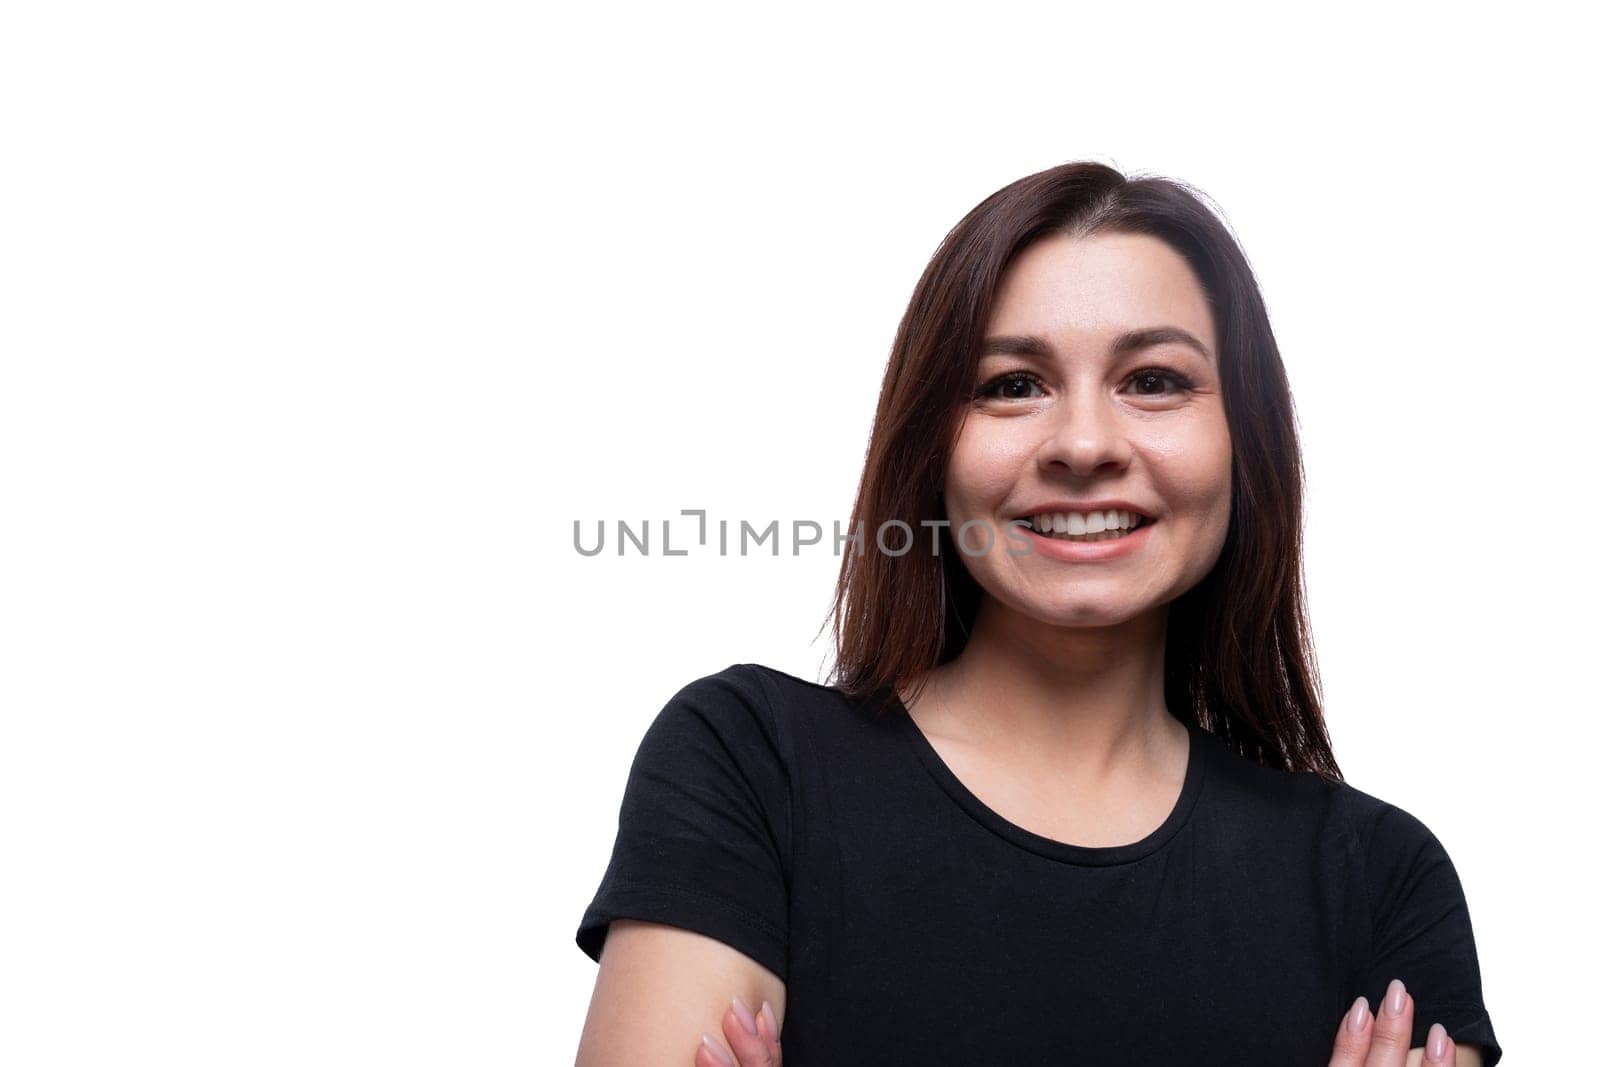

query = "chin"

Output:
[[1013, 600, 1147, 630]]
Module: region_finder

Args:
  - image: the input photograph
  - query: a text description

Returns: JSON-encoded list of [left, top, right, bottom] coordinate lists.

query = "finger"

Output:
[[697, 1032, 736, 1067], [1421, 1023, 1454, 1065], [1327, 995, 1374, 1065], [1364, 978, 1415, 1066], [721, 996, 778, 1066], [756, 1000, 783, 1056]]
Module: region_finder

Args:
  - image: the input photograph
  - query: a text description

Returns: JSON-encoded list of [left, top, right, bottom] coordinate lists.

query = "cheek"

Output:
[[1147, 422, 1232, 519], [944, 423, 1034, 515]]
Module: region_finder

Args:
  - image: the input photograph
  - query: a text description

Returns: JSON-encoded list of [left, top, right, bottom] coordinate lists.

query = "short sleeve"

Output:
[[574, 663, 791, 981], [1354, 799, 1502, 1066]]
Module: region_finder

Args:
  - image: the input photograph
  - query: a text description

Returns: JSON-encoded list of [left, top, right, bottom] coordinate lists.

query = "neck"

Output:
[[902, 596, 1180, 781]]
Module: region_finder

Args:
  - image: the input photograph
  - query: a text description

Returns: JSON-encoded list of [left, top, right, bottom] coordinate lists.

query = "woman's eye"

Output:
[[1126, 368, 1195, 396], [975, 368, 1195, 401], [974, 372, 1045, 400]]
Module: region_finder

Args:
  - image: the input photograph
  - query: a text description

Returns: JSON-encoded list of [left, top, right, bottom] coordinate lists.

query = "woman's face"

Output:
[[942, 230, 1232, 629]]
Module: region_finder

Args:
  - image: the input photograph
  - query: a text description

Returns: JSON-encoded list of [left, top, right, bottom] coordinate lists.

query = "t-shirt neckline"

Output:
[[886, 694, 1211, 867]]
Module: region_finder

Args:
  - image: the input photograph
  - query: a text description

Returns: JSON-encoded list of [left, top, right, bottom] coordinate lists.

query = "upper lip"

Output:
[[1012, 499, 1157, 521]]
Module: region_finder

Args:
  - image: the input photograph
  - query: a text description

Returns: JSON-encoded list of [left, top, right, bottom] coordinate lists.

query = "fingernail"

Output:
[[731, 995, 759, 1037], [760, 999, 781, 1044], [1345, 996, 1371, 1034], [1426, 1022, 1449, 1062], [700, 1033, 735, 1067], [1384, 978, 1407, 1017]]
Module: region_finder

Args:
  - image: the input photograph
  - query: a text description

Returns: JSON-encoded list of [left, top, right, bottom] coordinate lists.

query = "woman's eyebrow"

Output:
[[979, 326, 1213, 362]]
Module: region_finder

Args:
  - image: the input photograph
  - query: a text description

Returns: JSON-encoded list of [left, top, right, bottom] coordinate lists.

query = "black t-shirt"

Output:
[[575, 663, 1503, 1066]]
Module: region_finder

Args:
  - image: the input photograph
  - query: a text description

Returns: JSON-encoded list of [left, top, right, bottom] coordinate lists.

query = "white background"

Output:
[[2, 2, 1589, 1063]]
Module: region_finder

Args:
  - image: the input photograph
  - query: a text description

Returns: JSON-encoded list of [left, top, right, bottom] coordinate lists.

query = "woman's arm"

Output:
[[575, 919, 786, 1067]]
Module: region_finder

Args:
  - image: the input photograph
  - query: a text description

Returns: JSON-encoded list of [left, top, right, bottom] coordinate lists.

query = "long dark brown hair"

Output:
[[821, 161, 1341, 781]]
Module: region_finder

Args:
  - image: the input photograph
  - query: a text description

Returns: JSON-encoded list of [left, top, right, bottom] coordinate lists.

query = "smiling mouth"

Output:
[[1016, 513, 1154, 543]]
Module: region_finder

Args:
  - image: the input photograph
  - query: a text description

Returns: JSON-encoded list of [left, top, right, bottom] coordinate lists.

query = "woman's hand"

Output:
[[695, 996, 781, 1067], [1328, 978, 1456, 1065]]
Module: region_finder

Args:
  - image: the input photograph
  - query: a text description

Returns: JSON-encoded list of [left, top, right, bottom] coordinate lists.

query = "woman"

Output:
[[573, 162, 1502, 1066]]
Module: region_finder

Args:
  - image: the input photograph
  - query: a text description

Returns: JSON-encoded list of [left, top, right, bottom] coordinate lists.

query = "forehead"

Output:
[[986, 231, 1216, 349]]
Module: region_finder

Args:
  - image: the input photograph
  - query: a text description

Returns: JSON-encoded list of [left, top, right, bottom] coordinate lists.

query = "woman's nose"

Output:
[[1034, 392, 1134, 476]]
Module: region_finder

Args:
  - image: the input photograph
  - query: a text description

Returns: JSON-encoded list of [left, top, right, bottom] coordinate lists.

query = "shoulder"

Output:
[[636, 661, 858, 773], [1283, 771, 1474, 940], [1286, 767, 1458, 880], [1194, 735, 1475, 920], [634, 663, 784, 765], [657, 662, 773, 724], [706, 661, 883, 733], [652, 661, 830, 728], [1194, 728, 1437, 839], [1193, 726, 1350, 829], [1324, 780, 1465, 905], [1190, 730, 1445, 871], [658, 661, 836, 714]]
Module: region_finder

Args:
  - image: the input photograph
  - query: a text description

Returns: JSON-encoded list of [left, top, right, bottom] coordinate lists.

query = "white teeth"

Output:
[[1024, 508, 1147, 542]]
